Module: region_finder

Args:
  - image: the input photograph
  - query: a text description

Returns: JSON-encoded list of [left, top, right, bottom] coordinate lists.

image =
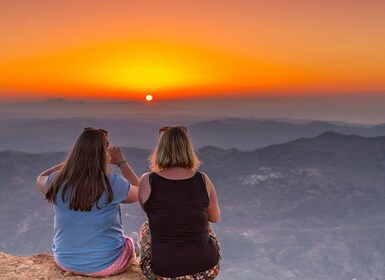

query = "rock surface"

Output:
[[0, 252, 146, 280]]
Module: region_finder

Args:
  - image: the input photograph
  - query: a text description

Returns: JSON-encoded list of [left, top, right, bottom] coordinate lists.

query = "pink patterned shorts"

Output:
[[55, 235, 136, 277]]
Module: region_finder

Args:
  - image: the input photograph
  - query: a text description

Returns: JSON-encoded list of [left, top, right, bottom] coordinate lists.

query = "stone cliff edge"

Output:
[[0, 252, 146, 280]]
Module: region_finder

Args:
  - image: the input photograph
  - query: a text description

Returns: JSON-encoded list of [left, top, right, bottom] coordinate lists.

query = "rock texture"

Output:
[[0, 252, 146, 280]]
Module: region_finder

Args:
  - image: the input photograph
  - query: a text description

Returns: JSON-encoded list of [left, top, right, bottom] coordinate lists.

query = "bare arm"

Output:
[[203, 173, 221, 223], [109, 147, 139, 203], [36, 163, 64, 195], [109, 147, 140, 185], [124, 184, 139, 203], [138, 173, 151, 210]]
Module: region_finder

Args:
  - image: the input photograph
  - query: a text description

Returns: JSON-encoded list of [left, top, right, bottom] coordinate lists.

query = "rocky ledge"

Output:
[[0, 252, 146, 280]]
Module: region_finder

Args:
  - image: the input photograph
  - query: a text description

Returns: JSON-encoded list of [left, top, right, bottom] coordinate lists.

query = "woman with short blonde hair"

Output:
[[149, 126, 200, 171], [139, 126, 221, 279]]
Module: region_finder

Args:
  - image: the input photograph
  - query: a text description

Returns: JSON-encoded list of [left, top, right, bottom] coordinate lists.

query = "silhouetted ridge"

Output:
[[316, 131, 360, 140], [40, 98, 86, 105]]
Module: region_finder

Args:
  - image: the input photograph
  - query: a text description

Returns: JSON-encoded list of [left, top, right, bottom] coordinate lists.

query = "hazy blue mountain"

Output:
[[0, 117, 161, 152], [1, 133, 385, 279], [1, 117, 385, 153]]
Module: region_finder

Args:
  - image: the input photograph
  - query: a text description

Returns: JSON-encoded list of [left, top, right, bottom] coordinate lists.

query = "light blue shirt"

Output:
[[47, 172, 130, 273]]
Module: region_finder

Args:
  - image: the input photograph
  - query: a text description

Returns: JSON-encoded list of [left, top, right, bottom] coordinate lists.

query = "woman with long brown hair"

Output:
[[36, 128, 139, 276], [138, 126, 221, 279]]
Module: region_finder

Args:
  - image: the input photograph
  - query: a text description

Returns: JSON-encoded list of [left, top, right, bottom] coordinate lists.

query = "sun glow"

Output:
[[79, 42, 228, 96], [0, 41, 287, 99]]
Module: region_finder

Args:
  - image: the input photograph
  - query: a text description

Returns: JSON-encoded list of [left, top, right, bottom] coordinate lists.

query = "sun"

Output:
[[145, 94, 153, 102]]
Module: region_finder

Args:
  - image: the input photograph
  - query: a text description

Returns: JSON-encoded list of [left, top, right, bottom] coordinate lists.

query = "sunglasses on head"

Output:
[[84, 127, 108, 137], [159, 126, 187, 134]]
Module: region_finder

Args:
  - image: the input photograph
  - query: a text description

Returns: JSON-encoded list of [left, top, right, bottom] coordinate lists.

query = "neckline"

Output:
[[153, 171, 198, 181]]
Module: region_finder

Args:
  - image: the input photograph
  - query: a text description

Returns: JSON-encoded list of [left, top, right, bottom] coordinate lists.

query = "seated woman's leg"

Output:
[[203, 225, 222, 279], [139, 221, 158, 279]]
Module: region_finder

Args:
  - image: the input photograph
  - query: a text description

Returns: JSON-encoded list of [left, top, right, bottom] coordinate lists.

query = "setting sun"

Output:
[[145, 94, 153, 101]]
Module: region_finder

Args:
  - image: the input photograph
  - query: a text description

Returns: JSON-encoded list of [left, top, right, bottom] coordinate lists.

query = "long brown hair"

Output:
[[46, 129, 113, 211], [149, 126, 200, 172]]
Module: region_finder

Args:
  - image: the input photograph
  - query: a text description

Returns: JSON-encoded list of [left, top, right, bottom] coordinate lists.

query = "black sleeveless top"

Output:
[[143, 171, 219, 277]]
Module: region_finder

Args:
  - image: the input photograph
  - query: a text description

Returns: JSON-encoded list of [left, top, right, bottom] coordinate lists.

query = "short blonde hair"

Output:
[[149, 126, 200, 171]]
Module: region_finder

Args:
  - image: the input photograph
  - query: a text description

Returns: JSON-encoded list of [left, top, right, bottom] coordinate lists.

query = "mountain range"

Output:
[[2, 116, 385, 153], [1, 132, 384, 279]]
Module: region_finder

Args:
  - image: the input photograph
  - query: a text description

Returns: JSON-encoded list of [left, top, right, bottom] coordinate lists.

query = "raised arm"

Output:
[[202, 173, 221, 223], [109, 147, 139, 203], [36, 163, 64, 195]]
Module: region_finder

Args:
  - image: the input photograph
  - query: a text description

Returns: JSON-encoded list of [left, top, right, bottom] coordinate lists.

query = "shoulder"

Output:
[[141, 172, 152, 179], [109, 173, 129, 188], [138, 172, 153, 208], [139, 172, 152, 186], [47, 172, 58, 185], [37, 171, 58, 195], [197, 171, 210, 183], [108, 173, 119, 184], [197, 171, 214, 197], [45, 171, 59, 189]]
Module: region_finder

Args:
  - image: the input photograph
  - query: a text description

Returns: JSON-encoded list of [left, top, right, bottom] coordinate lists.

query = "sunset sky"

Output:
[[1, 0, 385, 101]]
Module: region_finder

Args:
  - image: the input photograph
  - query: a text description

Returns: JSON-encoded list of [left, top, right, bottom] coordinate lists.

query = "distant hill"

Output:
[[188, 118, 385, 150], [1, 133, 385, 279], [1, 117, 385, 153]]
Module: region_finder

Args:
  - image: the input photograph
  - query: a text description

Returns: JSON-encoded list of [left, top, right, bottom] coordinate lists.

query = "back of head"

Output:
[[46, 129, 113, 211], [68, 129, 107, 171], [150, 126, 200, 171]]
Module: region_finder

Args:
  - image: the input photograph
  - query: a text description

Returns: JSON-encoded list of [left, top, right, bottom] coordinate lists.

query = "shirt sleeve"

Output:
[[110, 173, 130, 203], [46, 172, 57, 188]]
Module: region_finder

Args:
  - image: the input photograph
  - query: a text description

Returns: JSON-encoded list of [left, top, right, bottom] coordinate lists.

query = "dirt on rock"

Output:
[[0, 252, 146, 280]]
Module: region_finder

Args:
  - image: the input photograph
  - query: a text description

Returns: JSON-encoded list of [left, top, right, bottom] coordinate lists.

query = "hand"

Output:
[[108, 147, 126, 165]]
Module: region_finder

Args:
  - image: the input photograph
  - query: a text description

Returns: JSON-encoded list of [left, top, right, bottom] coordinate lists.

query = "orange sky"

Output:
[[1, 0, 385, 101]]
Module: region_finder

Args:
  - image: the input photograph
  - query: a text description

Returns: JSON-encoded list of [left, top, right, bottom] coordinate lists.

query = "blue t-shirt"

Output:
[[47, 172, 130, 273]]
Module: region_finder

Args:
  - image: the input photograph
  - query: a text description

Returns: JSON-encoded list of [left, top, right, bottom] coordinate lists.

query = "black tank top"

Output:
[[143, 171, 219, 277]]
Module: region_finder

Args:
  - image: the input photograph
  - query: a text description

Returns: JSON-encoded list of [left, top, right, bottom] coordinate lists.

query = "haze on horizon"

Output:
[[0, 94, 385, 125]]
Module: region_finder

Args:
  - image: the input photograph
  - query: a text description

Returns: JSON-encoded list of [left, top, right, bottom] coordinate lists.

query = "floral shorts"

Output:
[[139, 221, 222, 280]]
